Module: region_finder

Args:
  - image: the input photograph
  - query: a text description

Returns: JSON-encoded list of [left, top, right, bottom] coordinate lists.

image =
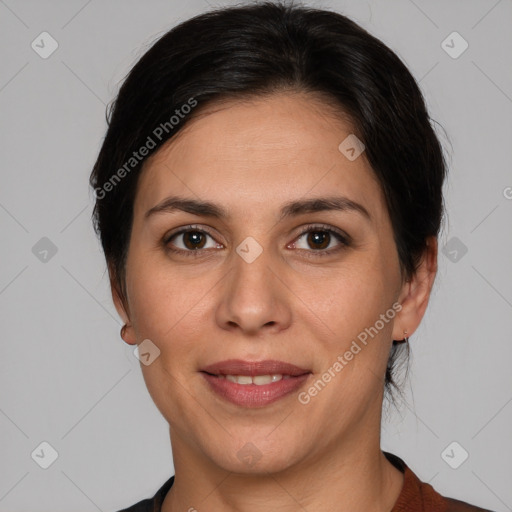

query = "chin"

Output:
[[206, 434, 303, 475]]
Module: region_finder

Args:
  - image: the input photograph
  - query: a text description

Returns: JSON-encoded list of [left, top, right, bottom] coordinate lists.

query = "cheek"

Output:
[[126, 255, 213, 359], [126, 263, 209, 417], [126, 255, 178, 336], [313, 258, 398, 388], [310, 259, 393, 335]]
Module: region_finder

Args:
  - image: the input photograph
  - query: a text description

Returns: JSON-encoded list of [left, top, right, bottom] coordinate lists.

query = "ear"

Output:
[[109, 268, 137, 346], [392, 236, 438, 341]]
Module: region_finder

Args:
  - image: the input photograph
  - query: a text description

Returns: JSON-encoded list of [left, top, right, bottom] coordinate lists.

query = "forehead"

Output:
[[135, 92, 385, 222]]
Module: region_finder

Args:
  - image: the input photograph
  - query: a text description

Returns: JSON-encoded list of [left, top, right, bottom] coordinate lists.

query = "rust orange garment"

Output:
[[385, 452, 494, 512], [116, 451, 495, 511]]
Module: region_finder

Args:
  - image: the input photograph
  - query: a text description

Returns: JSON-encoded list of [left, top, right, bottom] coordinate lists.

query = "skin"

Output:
[[112, 91, 438, 512]]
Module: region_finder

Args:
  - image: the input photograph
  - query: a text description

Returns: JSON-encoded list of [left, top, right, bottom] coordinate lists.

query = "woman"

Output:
[[90, 2, 495, 511]]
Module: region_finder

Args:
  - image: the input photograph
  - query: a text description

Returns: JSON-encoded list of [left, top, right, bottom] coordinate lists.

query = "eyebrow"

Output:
[[145, 195, 372, 223]]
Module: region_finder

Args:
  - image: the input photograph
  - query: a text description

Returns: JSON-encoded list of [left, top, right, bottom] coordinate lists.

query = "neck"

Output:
[[162, 428, 404, 512]]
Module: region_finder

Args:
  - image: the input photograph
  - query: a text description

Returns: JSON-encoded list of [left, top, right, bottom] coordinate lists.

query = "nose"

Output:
[[215, 243, 292, 337]]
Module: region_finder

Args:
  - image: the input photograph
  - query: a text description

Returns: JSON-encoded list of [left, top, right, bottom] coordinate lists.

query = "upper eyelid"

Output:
[[165, 224, 217, 241]]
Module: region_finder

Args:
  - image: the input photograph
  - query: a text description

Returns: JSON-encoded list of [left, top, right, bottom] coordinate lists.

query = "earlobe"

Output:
[[392, 237, 438, 340], [119, 322, 137, 345]]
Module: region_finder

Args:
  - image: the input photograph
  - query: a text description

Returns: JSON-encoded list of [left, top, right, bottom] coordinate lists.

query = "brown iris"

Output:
[[183, 231, 207, 250], [306, 230, 330, 250]]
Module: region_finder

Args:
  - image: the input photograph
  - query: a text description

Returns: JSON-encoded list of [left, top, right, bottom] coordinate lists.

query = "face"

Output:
[[114, 92, 431, 475]]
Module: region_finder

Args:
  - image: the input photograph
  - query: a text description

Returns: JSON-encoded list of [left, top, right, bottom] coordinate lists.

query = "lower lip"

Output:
[[201, 372, 311, 408]]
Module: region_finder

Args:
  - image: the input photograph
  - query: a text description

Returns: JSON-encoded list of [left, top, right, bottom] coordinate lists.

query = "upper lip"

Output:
[[201, 359, 311, 377]]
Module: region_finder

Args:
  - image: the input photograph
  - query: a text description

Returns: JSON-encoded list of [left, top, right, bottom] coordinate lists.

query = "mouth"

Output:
[[200, 359, 312, 408]]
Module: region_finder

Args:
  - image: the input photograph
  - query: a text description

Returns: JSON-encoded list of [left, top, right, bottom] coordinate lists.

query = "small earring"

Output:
[[403, 330, 409, 343]]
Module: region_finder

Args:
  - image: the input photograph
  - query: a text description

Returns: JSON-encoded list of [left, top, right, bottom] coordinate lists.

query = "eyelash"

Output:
[[163, 223, 350, 259]]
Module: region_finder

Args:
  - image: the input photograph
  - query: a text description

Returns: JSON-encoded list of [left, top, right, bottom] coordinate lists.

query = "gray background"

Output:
[[1, 0, 511, 511]]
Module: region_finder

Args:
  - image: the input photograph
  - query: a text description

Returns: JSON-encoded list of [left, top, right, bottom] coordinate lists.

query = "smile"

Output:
[[200, 361, 312, 407]]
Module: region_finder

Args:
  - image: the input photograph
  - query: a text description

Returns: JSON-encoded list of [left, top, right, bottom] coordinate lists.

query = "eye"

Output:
[[164, 225, 222, 256], [290, 224, 350, 257]]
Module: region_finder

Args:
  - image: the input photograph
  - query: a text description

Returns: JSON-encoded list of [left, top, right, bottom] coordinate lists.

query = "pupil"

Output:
[[186, 232, 205, 249], [309, 231, 329, 249]]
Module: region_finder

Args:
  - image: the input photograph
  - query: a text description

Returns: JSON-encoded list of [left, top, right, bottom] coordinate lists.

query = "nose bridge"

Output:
[[217, 232, 290, 333], [230, 234, 276, 302]]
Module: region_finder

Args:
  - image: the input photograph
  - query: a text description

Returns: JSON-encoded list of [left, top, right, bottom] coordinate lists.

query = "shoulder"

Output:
[[383, 452, 496, 512]]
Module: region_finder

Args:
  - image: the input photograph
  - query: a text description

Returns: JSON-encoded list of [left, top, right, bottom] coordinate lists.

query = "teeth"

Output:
[[223, 374, 284, 385]]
